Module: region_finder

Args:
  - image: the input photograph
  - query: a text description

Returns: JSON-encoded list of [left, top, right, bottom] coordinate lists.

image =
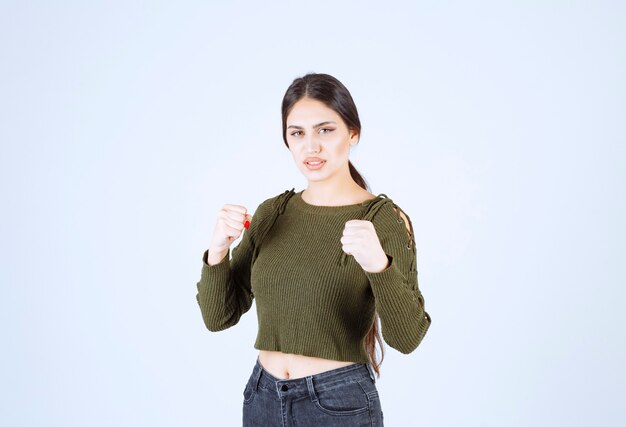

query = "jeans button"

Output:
[[281, 384, 288, 391]]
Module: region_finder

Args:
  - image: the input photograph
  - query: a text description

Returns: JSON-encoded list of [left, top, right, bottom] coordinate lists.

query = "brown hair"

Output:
[[280, 72, 384, 377]]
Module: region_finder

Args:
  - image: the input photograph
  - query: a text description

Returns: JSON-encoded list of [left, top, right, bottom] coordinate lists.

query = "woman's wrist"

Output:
[[363, 253, 392, 274], [207, 248, 228, 266]]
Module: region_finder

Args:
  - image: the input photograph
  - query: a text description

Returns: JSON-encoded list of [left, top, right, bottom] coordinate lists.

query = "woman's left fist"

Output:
[[340, 220, 390, 273]]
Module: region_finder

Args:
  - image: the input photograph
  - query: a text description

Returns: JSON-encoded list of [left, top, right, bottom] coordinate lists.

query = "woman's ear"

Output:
[[350, 129, 359, 144]]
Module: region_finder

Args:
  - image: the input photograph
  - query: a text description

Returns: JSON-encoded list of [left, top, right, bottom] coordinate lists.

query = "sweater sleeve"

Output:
[[195, 199, 270, 332], [363, 205, 431, 354]]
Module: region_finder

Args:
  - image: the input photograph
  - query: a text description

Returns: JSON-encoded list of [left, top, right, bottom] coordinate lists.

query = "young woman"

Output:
[[196, 73, 431, 426]]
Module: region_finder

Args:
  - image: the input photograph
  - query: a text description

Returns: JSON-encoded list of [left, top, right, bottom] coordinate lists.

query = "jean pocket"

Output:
[[356, 377, 380, 400], [313, 380, 370, 416], [242, 378, 257, 405]]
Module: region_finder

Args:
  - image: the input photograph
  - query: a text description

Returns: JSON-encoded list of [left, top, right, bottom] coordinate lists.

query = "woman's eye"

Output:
[[291, 131, 302, 136], [319, 128, 334, 134]]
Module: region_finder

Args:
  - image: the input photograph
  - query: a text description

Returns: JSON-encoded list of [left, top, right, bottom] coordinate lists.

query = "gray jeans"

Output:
[[242, 357, 384, 426]]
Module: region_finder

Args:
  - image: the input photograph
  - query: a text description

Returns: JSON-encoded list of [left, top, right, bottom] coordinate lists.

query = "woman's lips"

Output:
[[305, 160, 326, 170]]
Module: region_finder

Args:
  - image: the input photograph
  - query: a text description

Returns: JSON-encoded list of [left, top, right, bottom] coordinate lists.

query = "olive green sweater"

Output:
[[196, 188, 431, 364]]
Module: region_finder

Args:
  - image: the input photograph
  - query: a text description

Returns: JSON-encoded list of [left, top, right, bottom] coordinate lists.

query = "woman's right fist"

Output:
[[209, 204, 253, 254]]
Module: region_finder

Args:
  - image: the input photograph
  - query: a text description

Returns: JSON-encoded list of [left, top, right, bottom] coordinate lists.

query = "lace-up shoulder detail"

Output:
[[251, 188, 296, 266]]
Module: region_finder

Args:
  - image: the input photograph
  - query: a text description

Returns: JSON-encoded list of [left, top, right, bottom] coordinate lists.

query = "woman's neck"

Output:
[[302, 182, 369, 206]]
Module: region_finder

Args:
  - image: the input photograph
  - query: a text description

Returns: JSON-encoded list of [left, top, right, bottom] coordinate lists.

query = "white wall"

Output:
[[1, 1, 624, 426]]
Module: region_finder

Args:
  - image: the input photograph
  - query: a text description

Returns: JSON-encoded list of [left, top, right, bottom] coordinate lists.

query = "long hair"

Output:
[[280, 72, 385, 377]]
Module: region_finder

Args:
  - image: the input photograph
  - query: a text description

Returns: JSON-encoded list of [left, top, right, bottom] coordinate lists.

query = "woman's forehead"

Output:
[[287, 98, 341, 125]]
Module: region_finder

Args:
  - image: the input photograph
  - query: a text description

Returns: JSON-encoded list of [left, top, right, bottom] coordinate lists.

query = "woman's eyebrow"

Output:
[[314, 121, 336, 128], [287, 121, 337, 130]]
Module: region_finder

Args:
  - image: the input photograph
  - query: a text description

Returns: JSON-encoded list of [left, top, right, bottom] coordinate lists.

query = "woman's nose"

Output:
[[306, 136, 320, 153]]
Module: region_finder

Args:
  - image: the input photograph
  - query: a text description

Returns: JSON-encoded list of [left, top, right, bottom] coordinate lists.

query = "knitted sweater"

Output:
[[196, 188, 431, 364]]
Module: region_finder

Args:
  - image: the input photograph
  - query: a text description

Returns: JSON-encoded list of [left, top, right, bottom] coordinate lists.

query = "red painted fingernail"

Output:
[[244, 220, 250, 229]]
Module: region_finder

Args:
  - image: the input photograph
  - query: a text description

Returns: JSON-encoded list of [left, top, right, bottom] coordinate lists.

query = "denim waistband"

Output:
[[249, 357, 376, 400]]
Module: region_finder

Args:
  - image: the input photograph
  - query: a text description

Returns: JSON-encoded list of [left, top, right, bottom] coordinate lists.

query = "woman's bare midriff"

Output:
[[258, 350, 356, 380]]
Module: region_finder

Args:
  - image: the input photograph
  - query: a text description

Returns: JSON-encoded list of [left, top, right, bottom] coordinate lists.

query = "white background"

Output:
[[1, 1, 624, 426]]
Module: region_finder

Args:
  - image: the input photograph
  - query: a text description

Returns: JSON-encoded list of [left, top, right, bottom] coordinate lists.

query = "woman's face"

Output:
[[285, 97, 359, 184]]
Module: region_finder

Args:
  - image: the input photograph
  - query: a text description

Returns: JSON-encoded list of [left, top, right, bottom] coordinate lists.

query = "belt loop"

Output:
[[365, 363, 376, 383], [305, 376, 318, 403]]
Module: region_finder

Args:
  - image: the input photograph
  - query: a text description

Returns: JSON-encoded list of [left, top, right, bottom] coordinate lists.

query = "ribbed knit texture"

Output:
[[196, 188, 431, 364]]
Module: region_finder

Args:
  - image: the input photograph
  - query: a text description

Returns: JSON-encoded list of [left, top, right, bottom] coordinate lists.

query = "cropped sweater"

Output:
[[195, 188, 431, 364]]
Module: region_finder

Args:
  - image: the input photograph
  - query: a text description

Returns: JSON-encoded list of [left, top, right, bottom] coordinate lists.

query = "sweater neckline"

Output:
[[291, 190, 381, 215]]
